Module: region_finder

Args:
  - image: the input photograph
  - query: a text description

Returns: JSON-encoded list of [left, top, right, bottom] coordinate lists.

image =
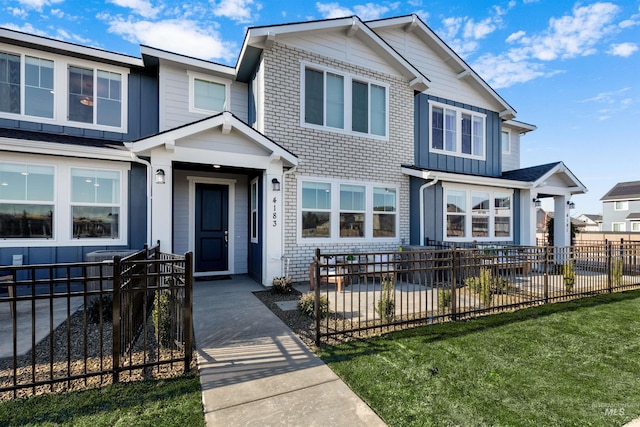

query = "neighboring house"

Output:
[[575, 214, 602, 232], [600, 181, 640, 232], [0, 15, 587, 285]]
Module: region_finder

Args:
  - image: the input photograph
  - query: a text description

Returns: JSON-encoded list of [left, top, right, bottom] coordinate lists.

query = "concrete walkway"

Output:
[[192, 275, 385, 426]]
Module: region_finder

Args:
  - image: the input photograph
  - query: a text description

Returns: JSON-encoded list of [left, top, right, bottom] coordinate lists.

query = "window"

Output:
[[0, 52, 20, 114], [501, 130, 510, 154], [632, 222, 640, 232], [612, 222, 626, 232], [430, 102, 486, 159], [189, 72, 229, 114], [614, 201, 628, 211], [70, 168, 120, 239], [0, 52, 54, 118], [302, 181, 331, 238], [300, 178, 398, 241], [0, 162, 54, 239], [340, 184, 365, 237], [250, 178, 258, 243], [444, 186, 512, 241], [68, 66, 122, 127], [302, 63, 388, 138]]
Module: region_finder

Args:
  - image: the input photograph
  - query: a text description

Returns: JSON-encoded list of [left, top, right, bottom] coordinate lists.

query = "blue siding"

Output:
[[414, 94, 502, 177], [409, 177, 443, 245], [128, 163, 148, 249]]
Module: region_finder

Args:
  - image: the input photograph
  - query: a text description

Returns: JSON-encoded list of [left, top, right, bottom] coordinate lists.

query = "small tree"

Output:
[[547, 217, 579, 246]]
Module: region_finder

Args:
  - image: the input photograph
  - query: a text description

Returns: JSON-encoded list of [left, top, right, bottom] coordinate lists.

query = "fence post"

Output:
[[450, 247, 457, 321], [314, 248, 321, 347], [184, 252, 193, 374], [544, 246, 549, 304], [112, 255, 121, 384], [607, 241, 613, 293]]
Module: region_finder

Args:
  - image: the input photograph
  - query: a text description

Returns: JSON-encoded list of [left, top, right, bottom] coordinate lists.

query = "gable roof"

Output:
[[601, 180, 640, 201], [501, 161, 587, 194], [128, 111, 298, 167], [366, 14, 516, 120], [236, 15, 429, 91], [579, 214, 602, 223]]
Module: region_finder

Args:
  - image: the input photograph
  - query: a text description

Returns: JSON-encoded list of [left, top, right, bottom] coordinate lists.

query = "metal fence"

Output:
[[0, 244, 193, 400], [312, 242, 640, 345]]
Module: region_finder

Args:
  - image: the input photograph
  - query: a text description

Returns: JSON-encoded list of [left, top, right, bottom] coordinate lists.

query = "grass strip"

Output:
[[319, 289, 640, 426]]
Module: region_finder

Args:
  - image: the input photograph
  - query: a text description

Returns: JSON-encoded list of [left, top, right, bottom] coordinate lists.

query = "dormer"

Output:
[[501, 120, 536, 172]]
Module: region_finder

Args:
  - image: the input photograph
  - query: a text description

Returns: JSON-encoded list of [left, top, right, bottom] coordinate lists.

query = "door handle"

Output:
[[224, 230, 228, 244]]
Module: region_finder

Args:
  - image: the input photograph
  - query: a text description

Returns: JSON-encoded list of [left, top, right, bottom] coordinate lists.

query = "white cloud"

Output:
[[15, 0, 63, 12], [505, 30, 525, 43], [463, 17, 496, 40], [0, 22, 49, 36], [105, 18, 236, 62], [212, 0, 257, 23], [8, 7, 29, 18], [50, 8, 63, 18], [315, 2, 392, 21], [607, 42, 638, 57], [471, 53, 557, 89], [108, 0, 160, 19], [579, 87, 631, 104]]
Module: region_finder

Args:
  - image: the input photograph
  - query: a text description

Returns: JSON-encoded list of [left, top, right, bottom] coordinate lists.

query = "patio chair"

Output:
[[309, 256, 346, 292]]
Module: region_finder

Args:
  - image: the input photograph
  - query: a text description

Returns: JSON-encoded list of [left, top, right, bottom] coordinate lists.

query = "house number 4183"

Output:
[[272, 197, 277, 227]]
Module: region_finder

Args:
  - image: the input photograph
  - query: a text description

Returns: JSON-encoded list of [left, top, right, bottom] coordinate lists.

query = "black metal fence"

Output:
[[312, 242, 640, 345], [0, 244, 193, 400]]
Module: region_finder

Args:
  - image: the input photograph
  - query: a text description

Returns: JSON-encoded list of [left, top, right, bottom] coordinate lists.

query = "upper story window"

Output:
[[430, 101, 486, 160], [501, 130, 510, 154], [614, 201, 628, 211], [301, 62, 388, 139], [299, 177, 398, 242], [0, 46, 128, 132], [188, 71, 230, 114]]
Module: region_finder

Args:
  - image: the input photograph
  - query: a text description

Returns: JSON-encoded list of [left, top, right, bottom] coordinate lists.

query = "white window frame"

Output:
[[297, 176, 399, 244], [250, 177, 259, 243], [300, 61, 389, 140], [188, 71, 230, 115], [0, 44, 129, 132], [429, 101, 486, 160], [612, 222, 626, 232], [443, 184, 513, 242], [501, 130, 511, 154], [614, 201, 629, 211], [631, 222, 640, 232], [0, 152, 129, 248]]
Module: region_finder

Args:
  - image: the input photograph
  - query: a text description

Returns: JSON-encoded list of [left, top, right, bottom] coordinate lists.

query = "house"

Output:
[[0, 15, 586, 285], [575, 214, 602, 232], [600, 181, 640, 232]]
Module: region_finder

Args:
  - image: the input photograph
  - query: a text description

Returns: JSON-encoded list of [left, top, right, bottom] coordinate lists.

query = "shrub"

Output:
[[153, 291, 174, 348], [376, 277, 395, 323], [611, 257, 623, 287], [271, 276, 293, 294], [465, 268, 497, 307], [437, 289, 452, 311], [87, 295, 113, 324], [563, 262, 575, 293], [298, 293, 329, 319]]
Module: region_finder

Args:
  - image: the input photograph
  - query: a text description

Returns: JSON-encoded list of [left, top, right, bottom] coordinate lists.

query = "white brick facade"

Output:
[[261, 43, 414, 282]]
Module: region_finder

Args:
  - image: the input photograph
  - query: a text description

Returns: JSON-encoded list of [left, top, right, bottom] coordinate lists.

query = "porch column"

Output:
[[553, 195, 571, 247], [263, 165, 285, 285], [151, 162, 173, 252], [520, 189, 537, 246]]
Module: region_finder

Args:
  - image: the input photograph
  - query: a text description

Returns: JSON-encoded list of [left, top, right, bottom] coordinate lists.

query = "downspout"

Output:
[[129, 152, 153, 246], [419, 178, 438, 246], [281, 165, 298, 276]]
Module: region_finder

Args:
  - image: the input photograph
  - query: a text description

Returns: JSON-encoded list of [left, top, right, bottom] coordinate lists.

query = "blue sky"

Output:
[[1, 0, 639, 216]]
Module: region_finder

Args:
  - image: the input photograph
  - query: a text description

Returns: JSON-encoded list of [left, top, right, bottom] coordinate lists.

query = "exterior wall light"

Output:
[[155, 169, 166, 184], [567, 201, 575, 209], [272, 178, 281, 191], [533, 198, 541, 208]]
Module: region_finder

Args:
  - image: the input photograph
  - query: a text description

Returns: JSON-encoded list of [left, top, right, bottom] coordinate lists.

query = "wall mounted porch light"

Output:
[[155, 169, 166, 184], [532, 198, 542, 208], [567, 201, 575, 209], [272, 178, 281, 191]]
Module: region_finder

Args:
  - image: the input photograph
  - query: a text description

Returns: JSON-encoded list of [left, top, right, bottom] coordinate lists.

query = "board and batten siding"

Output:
[[374, 27, 503, 112], [415, 94, 502, 177], [501, 129, 521, 172], [158, 62, 249, 132]]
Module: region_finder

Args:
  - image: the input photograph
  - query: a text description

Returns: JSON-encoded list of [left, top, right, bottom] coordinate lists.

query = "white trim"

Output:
[[441, 182, 513, 242], [187, 176, 236, 275], [141, 45, 235, 76], [428, 101, 486, 161], [402, 166, 530, 189], [0, 137, 134, 162], [614, 200, 629, 211], [612, 222, 626, 232], [501, 130, 511, 155], [0, 153, 129, 247], [187, 70, 231, 115], [0, 43, 129, 133], [631, 222, 640, 232], [250, 177, 259, 244], [296, 175, 400, 245], [300, 61, 390, 141]]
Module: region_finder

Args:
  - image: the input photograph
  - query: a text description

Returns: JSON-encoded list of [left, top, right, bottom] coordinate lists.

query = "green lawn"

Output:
[[0, 374, 204, 427], [319, 289, 640, 427]]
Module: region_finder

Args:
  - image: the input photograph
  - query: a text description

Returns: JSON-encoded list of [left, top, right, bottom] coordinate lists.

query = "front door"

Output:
[[195, 183, 229, 272]]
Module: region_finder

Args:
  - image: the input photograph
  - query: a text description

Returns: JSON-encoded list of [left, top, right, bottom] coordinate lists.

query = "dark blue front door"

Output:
[[195, 184, 229, 272]]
